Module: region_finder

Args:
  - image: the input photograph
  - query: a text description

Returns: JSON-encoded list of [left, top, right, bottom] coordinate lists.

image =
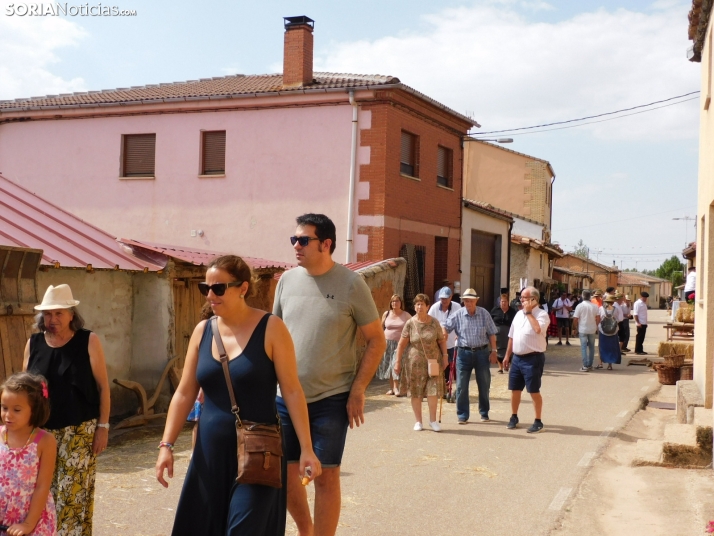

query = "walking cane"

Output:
[[439, 392, 443, 423], [439, 377, 444, 422]]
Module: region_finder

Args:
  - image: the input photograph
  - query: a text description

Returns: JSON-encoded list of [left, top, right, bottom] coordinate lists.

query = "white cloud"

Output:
[[315, 2, 700, 141], [0, 3, 87, 100]]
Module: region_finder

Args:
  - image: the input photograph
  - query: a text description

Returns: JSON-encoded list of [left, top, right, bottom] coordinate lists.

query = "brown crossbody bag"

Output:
[[211, 316, 283, 488]]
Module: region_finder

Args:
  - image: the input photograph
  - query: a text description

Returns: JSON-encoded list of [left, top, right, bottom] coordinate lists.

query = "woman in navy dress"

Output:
[[156, 255, 321, 535]]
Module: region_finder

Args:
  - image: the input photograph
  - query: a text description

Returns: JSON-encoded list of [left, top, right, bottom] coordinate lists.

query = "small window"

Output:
[[201, 130, 226, 175], [437, 146, 453, 188], [400, 130, 418, 177], [122, 134, 156, 177]]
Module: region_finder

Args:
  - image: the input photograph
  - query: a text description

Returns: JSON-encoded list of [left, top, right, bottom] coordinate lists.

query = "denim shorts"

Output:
[[508, 353, 546, 393], [276, 391, 350, 468]]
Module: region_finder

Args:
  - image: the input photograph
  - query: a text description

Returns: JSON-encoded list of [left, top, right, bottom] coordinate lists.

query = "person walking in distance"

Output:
[[441, 288, 498, 424], [503, 286, 550, 433], [615, 292, 631, 354], [633, 291, 649, 355], [552, 291, 572, 345], [428, 287, 461, 388], [572, 290, 600, 371], [490, 294, 517, 374], [273, 214, 386, 536]]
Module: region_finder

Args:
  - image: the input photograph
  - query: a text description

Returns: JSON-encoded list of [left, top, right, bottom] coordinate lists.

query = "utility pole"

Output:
[[672, 216, 696, 246]]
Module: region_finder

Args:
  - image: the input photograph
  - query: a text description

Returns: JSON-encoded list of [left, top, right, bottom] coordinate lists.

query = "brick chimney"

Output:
[[283, 16, 314, 88]]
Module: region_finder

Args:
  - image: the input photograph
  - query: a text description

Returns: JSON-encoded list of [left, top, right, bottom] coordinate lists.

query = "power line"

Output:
[[467, 91, 700, 136], [493, 97, 699, 137], [553, 205, 696, 232]]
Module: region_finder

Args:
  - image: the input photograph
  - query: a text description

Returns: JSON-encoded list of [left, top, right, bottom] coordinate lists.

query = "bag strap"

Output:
[[414, 319, 432, 361], [211, 317, 243, 428]]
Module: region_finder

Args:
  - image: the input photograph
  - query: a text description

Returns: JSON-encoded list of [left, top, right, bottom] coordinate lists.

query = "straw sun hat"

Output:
[[34, 284, 80, 311], [461, 288, 480, 299]]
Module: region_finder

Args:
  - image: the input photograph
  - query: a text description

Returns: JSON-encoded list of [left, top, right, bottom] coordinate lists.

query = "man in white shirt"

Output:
[[684, 267, 696, 301], [552, 291, 573, 345], [572, 290, 600, 371], [503, 286, 550, 434], [616, 292, 631, 353], [428, 287, 461, 389], [633, 291, 649, 355]]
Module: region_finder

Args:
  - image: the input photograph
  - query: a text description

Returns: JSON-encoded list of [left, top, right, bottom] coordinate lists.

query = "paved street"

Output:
[[94, 311, 672, 535]]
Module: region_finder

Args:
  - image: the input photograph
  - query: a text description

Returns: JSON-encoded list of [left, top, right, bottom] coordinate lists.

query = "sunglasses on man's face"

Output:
[[290, 236, 320, 247], [198, 281, 243, 297]]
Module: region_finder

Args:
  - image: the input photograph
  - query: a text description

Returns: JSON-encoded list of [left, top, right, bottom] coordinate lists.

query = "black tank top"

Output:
[[28, 329, 100, 429]]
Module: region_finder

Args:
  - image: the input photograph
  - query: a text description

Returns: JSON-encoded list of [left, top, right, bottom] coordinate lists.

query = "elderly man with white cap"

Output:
[[441, 288, 498, 424], [428, 287, 461, 395]]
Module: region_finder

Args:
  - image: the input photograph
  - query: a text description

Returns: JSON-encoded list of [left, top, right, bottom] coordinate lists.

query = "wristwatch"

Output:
[[97, 423, 110, 430]]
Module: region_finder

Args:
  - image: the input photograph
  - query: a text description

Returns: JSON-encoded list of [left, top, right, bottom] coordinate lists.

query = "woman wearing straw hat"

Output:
[[595, 293, 624, 370], [23, 284, 111, 536]]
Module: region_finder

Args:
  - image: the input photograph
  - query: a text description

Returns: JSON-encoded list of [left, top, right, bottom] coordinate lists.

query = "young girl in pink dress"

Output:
[[0, 372, 57, 536]]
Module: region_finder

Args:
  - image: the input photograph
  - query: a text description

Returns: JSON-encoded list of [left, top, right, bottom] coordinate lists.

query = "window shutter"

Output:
[[400, 131, 413, 165], [202, 131, 226, 175], [400, 131, 417, 176], [437, 145, 452, 187], [123, 134, 156, 177], [437, 146, 447, 178]]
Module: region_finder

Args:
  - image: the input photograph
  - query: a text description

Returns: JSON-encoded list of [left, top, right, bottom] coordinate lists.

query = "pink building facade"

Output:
[[0, 97, 361, 264]]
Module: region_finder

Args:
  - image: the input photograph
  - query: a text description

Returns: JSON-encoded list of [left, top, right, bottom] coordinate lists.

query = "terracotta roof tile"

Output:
[[0, 73, 399, 111], [117, 239, 294, 271]]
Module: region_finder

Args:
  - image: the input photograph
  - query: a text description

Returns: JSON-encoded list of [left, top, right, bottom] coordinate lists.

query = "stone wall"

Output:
[[355, 258, 407, 362]]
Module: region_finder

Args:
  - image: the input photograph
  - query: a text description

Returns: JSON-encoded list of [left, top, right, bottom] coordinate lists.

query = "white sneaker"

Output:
[[429, 421, 442, 432], [579, 367, 589, 372], [413, 422, 423, 431]]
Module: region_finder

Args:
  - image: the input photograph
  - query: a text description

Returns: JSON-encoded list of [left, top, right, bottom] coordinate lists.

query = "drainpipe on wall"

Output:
[[507, 219, 513, 298], [346, 90, 359, 263]]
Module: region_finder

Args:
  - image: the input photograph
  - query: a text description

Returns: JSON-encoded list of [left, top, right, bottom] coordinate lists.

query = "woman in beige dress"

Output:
[[394, 294, 447, 432]]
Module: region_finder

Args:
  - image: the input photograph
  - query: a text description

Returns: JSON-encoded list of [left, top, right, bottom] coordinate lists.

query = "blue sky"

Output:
[[0, 0, 700, 270]]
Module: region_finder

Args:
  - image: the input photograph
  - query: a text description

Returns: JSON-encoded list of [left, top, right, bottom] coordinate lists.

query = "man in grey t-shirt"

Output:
[[274, 213, 385, 536]]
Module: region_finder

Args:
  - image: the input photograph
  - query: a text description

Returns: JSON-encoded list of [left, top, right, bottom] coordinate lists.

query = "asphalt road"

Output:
[[93, 311, 670, 535]]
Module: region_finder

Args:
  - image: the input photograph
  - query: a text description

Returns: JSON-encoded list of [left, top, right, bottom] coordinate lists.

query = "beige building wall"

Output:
[[463, 141, 554, 230], [460, 207, 510, 301], [694, 15, 714, 409], [509, 244, 552, 298]]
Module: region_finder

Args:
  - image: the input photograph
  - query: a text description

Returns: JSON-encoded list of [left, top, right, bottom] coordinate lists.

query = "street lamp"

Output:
[[672, 216, 695, 246]]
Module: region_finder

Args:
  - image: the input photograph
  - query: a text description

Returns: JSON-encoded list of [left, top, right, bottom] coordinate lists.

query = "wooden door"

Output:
[[173, 278, 206, 369], [470, 231, 496, 308], [0, 247, 42, 382]]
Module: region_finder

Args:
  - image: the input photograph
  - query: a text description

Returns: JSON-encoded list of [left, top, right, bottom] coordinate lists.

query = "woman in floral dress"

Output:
[[394, 294, 448, 432]]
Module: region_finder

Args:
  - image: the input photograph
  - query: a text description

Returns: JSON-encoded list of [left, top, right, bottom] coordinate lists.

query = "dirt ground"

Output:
[[92, 309, 714, 535]]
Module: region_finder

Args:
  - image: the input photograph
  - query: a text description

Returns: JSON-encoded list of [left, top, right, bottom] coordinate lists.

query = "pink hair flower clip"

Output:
[[41, 382, 49, 399]]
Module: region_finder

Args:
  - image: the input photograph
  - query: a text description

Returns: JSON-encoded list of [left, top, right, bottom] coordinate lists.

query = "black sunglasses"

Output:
[[198, 281, 243, 296], [290, 236, 320, 247]]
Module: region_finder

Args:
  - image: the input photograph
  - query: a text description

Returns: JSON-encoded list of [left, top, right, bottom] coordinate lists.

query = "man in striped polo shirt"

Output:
[[503, 286, 550, 433]]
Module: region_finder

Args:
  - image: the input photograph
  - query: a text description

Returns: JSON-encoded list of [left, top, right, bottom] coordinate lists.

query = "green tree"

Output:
[[572, 239, 589, 259], [654, 255, 686, 280]]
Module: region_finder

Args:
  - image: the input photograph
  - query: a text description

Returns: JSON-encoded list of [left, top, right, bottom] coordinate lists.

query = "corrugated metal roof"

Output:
[[118, 239, 295, 270], [274, 258, 402, 280], [0, 174, 163, 271]]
